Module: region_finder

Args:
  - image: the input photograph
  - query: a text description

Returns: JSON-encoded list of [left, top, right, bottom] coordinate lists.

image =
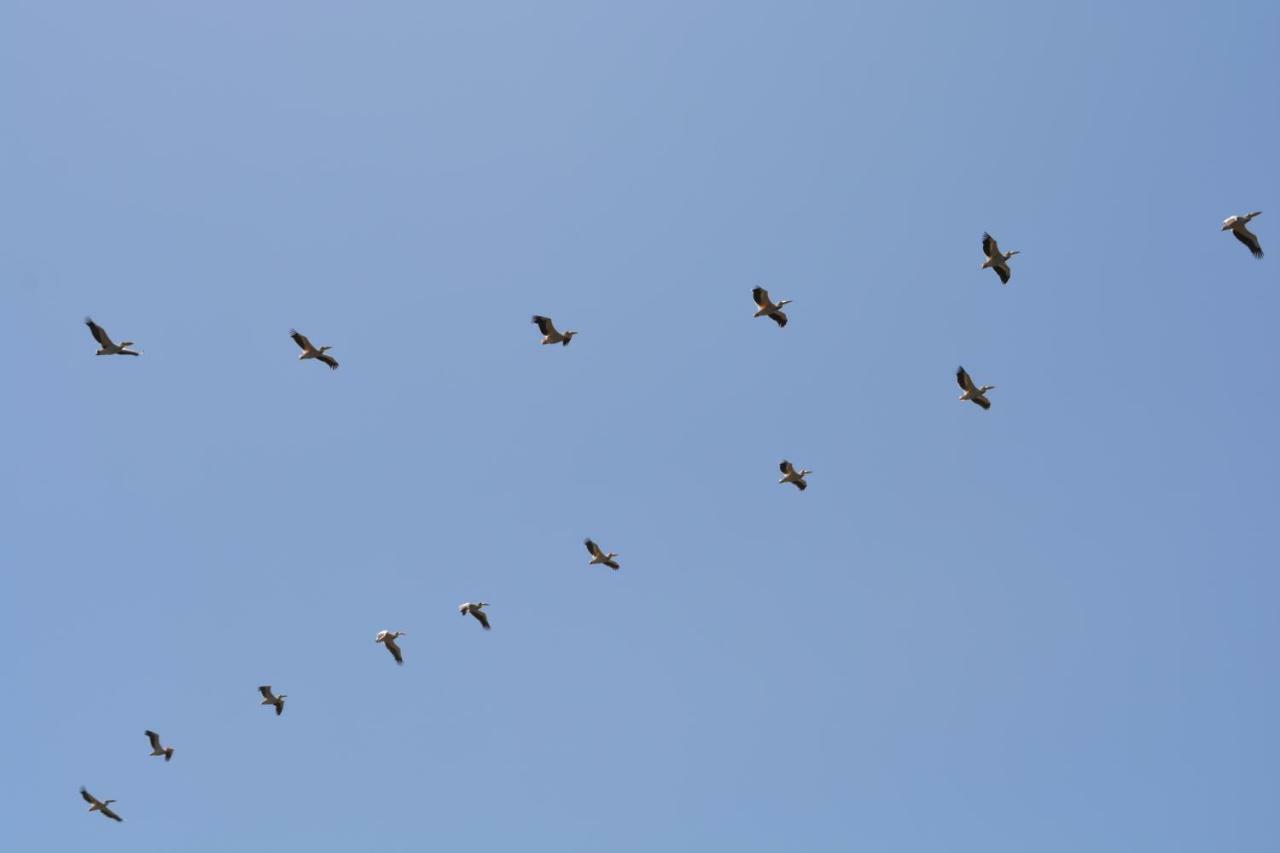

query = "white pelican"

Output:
[[258, 685, 286, 715], [144, 730, 174, 762], [584, 538, 620, 570], [956, 366, 994, 409], [80, 787, 123, 822], [375, 630, 406, 664], [751, 287, 791, 327], [531, 315, 577, 346], [1222, 211, 1263, 258], [289, 329, 338, 369], [980, 233, 1019, 284], [458, 602, 491, 630], [84, 318, 140, 356], [778, 460, 811, 491]]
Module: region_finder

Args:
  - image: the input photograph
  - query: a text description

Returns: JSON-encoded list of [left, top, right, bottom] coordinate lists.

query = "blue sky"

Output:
[[2, 2, 1278, 851]]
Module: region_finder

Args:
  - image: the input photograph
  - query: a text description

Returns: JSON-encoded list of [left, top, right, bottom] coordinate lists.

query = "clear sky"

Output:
[[2, 2, 1277, 851]]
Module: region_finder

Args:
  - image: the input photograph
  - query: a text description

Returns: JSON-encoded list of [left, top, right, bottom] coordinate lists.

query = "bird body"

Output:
[[80, 787, 123, 822], [144, 730, 174, 762], [584, 538, 620, 570], [84, 318, 140, 356], [531, 315, 577, 345], [1222, 211, 1263, 258], [458, 602, 491, 630], [375, 630, 406, 664], [956, 366, 994, 409], [258, 685, 286, 715], [751, 287, 791, 327], [980, 233, 1019, 284], [290, 329, 338, 369], [778, 460, 811, 491]]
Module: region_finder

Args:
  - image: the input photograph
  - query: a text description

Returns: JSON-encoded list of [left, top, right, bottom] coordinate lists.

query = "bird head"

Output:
[[319, 346, 332, 353], [1221, 221, 1232, 231], [565, 331, 578, 340], [1007, 250, 1020, 258], [120, 341, 135, 347], [104, 800, 116, 805], [981, 385, 996, 393]]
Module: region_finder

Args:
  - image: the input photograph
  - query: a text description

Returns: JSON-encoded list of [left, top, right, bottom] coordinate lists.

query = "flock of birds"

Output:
[[76, 214, 1264, 824]]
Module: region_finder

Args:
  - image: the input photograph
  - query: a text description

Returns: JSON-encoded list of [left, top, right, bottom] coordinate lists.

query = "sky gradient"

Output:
[[2, 2, 1278, 851]]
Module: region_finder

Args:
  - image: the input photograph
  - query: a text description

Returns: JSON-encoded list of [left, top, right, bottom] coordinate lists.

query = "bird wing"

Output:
[[752, 286, 770, 307], [584, 538, 602, 558], [290, 330, 312, 352], [780, 460, 794, 475], [604, 558, 620, 570], [531, 315, 556, 336], [473, 609, 491, 630], [100, 804, 123, 822], [769, 310, 787, 327], [1234, 226, 1264, 258], [793, 479, 807, 491], [995, 264, 1011, 284], [385, 637, 403, 663], [80, 788, 99, 806], [317, 353, 339, 369], [258, 685, 274, 700], [275, 698, 285, 715], [982, 233, 998, 258], [973, 396, 991, 410], [85, 318, 113, 348], [956, 367, 974, 392], [146, 730, 162, 751]]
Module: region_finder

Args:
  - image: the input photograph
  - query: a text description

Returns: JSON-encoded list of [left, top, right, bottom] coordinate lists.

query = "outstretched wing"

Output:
[[956, 367, 975, 393], [1234, 226, 1264, 258], [85, 318, 113, 348], [995, 264, 1011, 284], [584, 538, 602, 558], [317, 353, 339, 370], [258, 685, 274, 700], [385, 638, 403, 664], [275, 699, 285, 716], [80, 787, 99, 806], [604, 558, 620, 570], [793, 479, 807, 491], [145, 730, 162, 751], [972, 396, 991, 410], [752, 286, 770, 307], [779, 460, 794, 475], [473, 609, 491, 630], [769, 310, 787, 327], [531, 315, 557, 336], [100, 804, 123, 822], [290, 330, 312, 352], [982, 233, 998, 258]]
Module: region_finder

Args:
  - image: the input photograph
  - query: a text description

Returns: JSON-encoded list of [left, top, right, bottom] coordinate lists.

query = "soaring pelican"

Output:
[[1222, 211, 1263, 258], [80, 787, 123, 822], [531, 315, 577, 346], [956, 366, 994, 410], [84, 318, 140, 356], [458, 602, 491, 630], [144, 730, 174, 762], [258, 685, 286, 716], [289, 329, 338, 369], [751, 287, 791, 327], [375, 630, 406, 664], [980, 233, 1019, 284], [584, 538, 620, 570], [778, 460, 811, 491]]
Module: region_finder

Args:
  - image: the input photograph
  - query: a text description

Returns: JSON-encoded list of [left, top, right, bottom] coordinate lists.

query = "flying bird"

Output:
[[144, 730, 174, 762], [375, 630, 406, 664], [458, 602, 491, 630], [80, 787, 123, 822], [584, 538, 620, 570], [289, 329, 338, 369], [84, 318, 140, 356], [778, 460, 811, 491], [1222, 211, 1263, 258], [751, 287, 791, 327], [980, 233, 1019, 284], [531, 315, 577, 346], [258, 685, 286, 716], [956, 366, 995, 410]]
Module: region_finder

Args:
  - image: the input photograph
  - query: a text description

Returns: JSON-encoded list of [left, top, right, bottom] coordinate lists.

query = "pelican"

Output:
[[956, 366, 994, 409], [751, 287, 790, 327], [258, 685, 286, 715], [289, 329, 338, 369], [458, 602, 491, 630], [144, 730, 174, 762], [84, 318, 140, 356], [980, 233, 1019, 284], [80, 787, 123, 822], [375, 630, 406, 664], [584, 538, 620, 570], [1222, 211, 1263, 258], [778, 460, 811, 491], [531, 315, 577, 346]]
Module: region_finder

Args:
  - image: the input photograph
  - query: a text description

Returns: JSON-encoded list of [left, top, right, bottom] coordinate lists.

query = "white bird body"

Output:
[[778, 460, 811, 490], [1222, 211, 1263, 258], [375, 630, 406, 664], [290, 329, 338, 369], [531, 315, 577, 345], [980, 233, 1019, 284], [584, 538, 620, 570], [956, 366, 994, 409], [458, 602, 491, 630], [80, 787, 123, 822], [84, 318, 140, 356], [258, 685, 287, 715], [751, 287, 791, 327]]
